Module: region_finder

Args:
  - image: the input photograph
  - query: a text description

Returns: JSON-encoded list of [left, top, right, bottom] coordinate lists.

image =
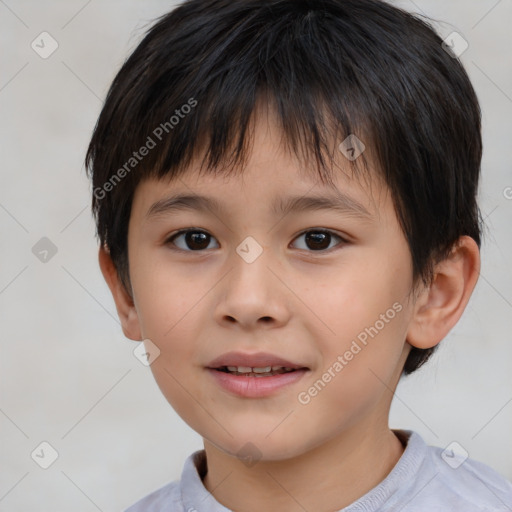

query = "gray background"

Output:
[[1, 1, 511, 510]]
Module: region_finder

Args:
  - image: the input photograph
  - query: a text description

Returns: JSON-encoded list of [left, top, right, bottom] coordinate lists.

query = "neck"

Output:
[[202, 424, 405, 512]]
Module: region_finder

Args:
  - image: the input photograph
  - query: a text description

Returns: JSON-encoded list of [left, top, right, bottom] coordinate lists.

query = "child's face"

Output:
[[125, 110, 417, 460]]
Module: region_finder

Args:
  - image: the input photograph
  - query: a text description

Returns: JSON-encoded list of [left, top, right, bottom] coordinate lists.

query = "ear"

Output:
[[98, 246, 142, 341], [406, 236, 480, 349]]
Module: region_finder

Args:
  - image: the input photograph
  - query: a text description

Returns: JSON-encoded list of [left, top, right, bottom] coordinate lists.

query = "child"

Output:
[[85, 0, 512, 510]]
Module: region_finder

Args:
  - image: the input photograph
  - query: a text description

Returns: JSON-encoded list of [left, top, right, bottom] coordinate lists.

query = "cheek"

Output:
[[131, 273, 200, 392], [137, 288, 202, 367], [135, 284, 207, 426], [308, 257, 407, 337], [306, 254, 411, 385], [131, 253, 201, 338]]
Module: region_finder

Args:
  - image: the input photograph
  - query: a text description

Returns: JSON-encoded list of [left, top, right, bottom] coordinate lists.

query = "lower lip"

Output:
[[207, 368, 308, 398]]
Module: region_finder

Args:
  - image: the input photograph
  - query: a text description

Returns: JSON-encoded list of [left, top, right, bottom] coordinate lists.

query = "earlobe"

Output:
[[406, 236, 480, 350], [98, 246, 142, 341]]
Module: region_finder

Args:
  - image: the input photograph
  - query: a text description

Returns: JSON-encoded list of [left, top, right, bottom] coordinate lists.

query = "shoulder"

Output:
[[123, 480, 183, 512], [410, 437, 512, 511], [370, 431, 512, 511], [123, 449, 208, 512]]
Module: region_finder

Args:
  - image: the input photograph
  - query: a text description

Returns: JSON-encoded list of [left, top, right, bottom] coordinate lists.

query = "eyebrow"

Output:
[[145, 191, 372, 221]]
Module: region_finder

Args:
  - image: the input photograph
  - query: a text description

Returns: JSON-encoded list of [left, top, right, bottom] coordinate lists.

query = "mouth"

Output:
[[205, 352, 310, 397], [213, 365, 302, 377], [206, 351, 309, 375]]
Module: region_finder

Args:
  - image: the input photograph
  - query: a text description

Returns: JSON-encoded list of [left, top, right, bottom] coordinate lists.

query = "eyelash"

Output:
[[164, 228, 348, 254]]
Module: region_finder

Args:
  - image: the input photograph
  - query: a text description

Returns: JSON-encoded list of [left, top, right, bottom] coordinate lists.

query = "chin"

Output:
[[203, 424, 310, 463]]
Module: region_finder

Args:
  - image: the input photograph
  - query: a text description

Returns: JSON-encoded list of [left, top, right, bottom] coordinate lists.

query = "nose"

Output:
[[213, 245, 292, 330]]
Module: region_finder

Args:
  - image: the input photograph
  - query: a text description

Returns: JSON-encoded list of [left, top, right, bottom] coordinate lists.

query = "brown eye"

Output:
[[167, 230, 219, 251], [166, 228, 346, 253], [292, 230, 345, 252]]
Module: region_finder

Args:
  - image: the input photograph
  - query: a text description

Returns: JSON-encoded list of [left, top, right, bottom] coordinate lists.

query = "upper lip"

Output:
[[206, 351, 308, 369]]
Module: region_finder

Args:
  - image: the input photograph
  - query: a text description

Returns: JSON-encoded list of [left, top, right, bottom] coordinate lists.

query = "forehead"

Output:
[[133, 106, 388, 220]]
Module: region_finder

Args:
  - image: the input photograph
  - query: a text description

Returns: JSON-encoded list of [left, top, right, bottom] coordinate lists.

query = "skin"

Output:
[[100, 106, 480, 511]]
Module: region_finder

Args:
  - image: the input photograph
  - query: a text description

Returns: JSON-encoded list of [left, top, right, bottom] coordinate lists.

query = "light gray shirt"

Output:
[[125, 430, 512, 511]]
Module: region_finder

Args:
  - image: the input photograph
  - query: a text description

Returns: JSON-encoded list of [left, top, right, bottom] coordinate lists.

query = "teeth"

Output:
[[253, 366, 272, 373], [223, 365, 295, 374], [236, 366, 252, 373]]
